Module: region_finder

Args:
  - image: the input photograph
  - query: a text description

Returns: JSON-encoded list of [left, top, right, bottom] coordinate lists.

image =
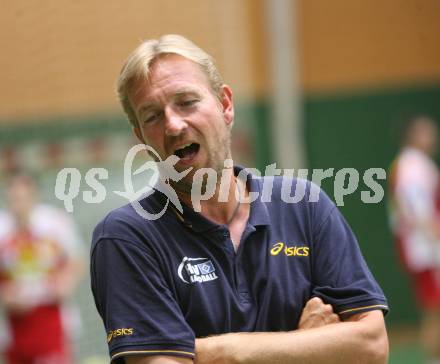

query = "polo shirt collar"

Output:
[[245, 170, 270, 227], [155, 165, 271, 232]]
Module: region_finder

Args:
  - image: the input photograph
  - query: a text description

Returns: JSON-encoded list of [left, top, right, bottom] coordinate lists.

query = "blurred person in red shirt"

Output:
[[0, 170, 84, 364], [389, 115, 440, 364]]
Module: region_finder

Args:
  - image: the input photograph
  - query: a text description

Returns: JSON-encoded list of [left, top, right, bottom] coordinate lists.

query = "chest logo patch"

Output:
[[178, 257, 219, 284], [270, 242, 309, 257]]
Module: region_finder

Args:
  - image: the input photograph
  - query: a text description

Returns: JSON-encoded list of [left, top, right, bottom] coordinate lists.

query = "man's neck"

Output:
[[177, 172, 245, 226], [175, 170, 250, 250], [406, 142, 433, 157], [13, 212, 31, 230]]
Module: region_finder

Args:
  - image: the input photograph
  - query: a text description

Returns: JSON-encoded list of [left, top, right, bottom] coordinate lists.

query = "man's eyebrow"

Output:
[[173, 89, 199, 98], [138, 104, 155, 115]]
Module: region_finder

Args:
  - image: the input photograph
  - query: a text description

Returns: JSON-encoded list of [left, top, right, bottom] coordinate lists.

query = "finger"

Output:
[[306, 296, 324, 308], [324, 304, 334, 314], [327, 313, 341, 324]]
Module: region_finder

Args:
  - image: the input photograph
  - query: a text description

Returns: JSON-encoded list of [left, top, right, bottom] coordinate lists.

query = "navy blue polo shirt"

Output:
[[91, 169, 388, 363]]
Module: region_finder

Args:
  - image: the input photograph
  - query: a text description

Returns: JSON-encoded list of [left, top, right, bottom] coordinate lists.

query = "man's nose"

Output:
[[164, 108, 187, 136]]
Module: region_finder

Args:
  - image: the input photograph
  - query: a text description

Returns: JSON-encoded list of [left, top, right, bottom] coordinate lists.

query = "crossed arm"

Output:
[[125, 297, 388, 364]]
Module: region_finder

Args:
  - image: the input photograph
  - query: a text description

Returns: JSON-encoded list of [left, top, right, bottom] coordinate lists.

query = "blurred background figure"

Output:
[[0, 170, 84, 364], [389, 116, 440, 364]]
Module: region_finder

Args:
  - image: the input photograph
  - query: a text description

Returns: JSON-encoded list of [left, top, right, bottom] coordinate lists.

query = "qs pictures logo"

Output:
[[270, 242, 309, 257]]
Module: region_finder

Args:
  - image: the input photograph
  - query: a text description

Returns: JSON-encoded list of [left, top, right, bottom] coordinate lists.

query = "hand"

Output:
[[298, 297, 340, 330], [0, 283, 34, 314], [49, 259, 84, 301]]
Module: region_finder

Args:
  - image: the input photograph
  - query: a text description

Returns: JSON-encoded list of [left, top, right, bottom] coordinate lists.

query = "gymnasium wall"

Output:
[[0, 0, 267, 121], [0, 0, 265, 174], [298, 0, 440, 324], [1, 2, 440, 346]]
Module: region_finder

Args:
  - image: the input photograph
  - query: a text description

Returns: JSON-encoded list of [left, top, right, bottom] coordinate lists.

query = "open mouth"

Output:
[[174, 143, 200, 160]]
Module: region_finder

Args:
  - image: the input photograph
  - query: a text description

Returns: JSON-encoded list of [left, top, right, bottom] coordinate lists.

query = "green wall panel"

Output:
[[0, 113, 130, 145], [304, 84, 440, 325]]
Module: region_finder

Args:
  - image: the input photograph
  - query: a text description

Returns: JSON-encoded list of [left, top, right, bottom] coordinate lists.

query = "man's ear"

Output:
[[220, 85, 234, 126]]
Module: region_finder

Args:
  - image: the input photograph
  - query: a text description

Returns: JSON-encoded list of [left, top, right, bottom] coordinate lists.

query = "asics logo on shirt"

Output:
[[107, 328, 134, 343], [178, 257, 219, 284], [270, 242, 309, 257]]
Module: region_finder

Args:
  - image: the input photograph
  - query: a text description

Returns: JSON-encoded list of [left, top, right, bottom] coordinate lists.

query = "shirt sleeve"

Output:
[[397, 183, 436, 223], [32, 205, 84, 259], [91, 234, 195, 363], [310, 193, 389, 319], [394, 152, 438, 224]]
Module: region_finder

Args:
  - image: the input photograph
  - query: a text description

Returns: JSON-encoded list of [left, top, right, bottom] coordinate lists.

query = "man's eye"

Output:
[[144, 112, 161, 124], [179, 99, 198, 108]]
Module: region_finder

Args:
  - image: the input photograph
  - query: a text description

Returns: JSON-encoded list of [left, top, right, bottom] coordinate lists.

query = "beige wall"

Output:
[[0, 0, 265, 123], [299, 0, 440, 92], [2, 0, 440, 124]]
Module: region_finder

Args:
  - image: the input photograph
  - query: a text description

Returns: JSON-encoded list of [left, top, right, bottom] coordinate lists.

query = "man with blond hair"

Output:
[[91, 34, 389, 364]]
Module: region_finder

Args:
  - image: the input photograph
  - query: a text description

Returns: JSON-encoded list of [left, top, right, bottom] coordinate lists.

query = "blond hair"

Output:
[[117, 34, 224, 127]]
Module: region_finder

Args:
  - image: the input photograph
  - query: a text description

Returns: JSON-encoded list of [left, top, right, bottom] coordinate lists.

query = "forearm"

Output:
[[195, 311, 388, 364], [50, 258, 84, 301], [126, 355, 192, 364]]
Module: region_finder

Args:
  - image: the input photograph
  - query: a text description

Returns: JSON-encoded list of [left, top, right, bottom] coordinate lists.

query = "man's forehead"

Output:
[[149, 54, 208, 85], [130, 56, 211, 109]]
